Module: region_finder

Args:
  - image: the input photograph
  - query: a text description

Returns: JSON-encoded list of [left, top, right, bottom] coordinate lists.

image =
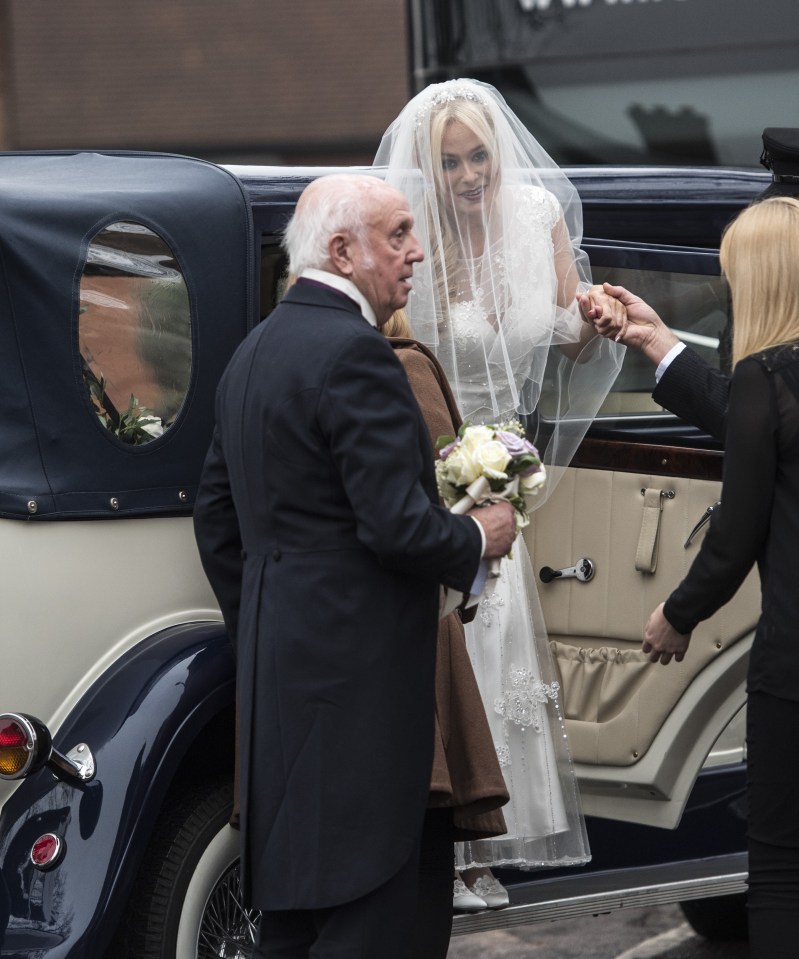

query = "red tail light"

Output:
[[0, 713, 52, 779], [0, 717, 29, 776], [30, 833, 65, 871]]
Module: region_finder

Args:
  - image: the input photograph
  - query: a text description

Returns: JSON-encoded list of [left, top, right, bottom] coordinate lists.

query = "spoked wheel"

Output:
[[109, 779, 261, 959], [179, 821, 261, 958]]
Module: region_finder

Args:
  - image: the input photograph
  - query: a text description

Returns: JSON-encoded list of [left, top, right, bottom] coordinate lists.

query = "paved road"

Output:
[[446, 904, 748, 958]]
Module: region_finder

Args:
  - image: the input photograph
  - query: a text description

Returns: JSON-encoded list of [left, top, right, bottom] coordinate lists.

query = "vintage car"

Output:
[[0, 151, 768, 958]]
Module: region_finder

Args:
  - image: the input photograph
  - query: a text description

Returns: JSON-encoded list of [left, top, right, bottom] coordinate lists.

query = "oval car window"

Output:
[[79, 221, 192, 444]]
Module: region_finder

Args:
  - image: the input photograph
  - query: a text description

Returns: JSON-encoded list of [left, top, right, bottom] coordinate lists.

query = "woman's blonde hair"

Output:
[[721, 196, 799, 366], [382, 309, 414, 338]]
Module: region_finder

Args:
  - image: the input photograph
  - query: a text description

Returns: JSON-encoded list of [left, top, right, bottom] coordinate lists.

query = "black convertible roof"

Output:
[[0, 153, 770, 520], [0, 152, 254, 519]]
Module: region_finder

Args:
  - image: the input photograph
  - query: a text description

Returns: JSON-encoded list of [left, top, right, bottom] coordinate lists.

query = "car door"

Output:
[[524, 238, 757, 829]]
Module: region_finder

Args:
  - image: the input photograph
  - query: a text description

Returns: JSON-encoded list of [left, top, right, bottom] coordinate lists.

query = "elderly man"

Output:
[[193, 173, 515, 959]]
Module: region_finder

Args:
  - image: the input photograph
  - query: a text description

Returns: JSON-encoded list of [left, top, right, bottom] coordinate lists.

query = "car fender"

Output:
[[0, 621, 235, 958]]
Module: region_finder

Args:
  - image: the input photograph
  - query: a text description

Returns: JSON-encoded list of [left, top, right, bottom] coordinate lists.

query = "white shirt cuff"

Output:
[[471, 515, 487, 557], [655, 341, 686, 384]]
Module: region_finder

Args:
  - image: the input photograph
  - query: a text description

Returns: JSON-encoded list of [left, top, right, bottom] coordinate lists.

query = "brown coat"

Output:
[[390, 337, 508, 840]]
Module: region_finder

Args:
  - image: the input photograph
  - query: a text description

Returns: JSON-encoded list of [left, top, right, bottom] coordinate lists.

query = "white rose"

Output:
[[520, 468, 546, 494], [473, 440, 511, 480], [440, 446, 480, 487], [459, 425, 496, 455]]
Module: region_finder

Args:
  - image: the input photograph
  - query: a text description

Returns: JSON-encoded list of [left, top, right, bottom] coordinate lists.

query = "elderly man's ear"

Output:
[[328, 233, 354, 277]]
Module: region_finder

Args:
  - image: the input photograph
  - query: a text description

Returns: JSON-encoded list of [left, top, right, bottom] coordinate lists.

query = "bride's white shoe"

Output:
[[467, 874, 510, 910], [453, 877, 487, 912]]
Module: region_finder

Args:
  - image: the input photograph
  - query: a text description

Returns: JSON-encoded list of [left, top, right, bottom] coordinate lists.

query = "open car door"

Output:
[[526, 239, 758, 829]]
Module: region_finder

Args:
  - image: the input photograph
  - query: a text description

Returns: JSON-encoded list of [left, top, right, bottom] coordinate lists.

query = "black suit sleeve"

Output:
[[663, 358, 774, 633], [652, 347, 731, 442], [319, 331, 482, 592], [193, 423, 243, 649]]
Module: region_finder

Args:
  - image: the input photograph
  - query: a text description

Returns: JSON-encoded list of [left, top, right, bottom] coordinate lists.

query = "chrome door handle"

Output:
[[684, 501, 720, 548], [539, 558, 595, 584]]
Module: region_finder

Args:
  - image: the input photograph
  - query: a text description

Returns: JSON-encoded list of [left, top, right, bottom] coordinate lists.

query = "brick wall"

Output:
[[2, 0, 411, 164]]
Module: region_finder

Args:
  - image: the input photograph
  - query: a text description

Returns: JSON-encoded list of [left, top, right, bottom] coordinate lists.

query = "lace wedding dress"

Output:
[[450, 187, 590, 870], [455, 545, 589, 870], [376, 79, 624, 869]]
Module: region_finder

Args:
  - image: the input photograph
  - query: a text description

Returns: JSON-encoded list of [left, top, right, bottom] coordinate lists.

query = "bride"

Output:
[[375, 78, 625, 899]]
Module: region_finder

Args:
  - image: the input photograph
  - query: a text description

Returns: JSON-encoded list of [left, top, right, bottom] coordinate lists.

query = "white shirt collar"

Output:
[[300, 268, 378, 328]]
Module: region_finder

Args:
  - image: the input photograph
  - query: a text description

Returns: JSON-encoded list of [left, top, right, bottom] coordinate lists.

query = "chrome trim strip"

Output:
[[451, 867, 747, 935]]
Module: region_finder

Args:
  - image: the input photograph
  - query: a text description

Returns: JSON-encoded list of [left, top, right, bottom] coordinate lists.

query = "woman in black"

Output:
[[643, 196, 799, 956]]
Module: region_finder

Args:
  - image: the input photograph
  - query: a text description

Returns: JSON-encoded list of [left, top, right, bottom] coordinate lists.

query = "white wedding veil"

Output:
[[375, 78, 624, 501]]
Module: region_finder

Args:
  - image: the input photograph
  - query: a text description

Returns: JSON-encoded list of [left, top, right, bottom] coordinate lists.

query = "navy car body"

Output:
[[0, 153, 767, 957]]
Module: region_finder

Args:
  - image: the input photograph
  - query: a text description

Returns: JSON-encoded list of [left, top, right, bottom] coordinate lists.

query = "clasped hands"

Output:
[[577, 282, 680, 362]]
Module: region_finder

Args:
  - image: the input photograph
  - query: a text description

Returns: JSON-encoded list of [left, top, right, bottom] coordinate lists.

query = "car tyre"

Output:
[[109, 778, 259, 958], [679, 893, 748, 940]]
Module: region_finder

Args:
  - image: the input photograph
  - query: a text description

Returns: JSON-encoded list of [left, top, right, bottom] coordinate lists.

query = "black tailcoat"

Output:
[[194, 281, 481, 910], [652, 345, 730, 442]]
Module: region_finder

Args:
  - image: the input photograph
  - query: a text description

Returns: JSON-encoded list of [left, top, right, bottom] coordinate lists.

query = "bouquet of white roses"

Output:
[[436, 420, 546, 574]]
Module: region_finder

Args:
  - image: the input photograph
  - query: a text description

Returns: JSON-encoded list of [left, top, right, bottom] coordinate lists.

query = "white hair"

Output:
[[283, 173, 383, 274]]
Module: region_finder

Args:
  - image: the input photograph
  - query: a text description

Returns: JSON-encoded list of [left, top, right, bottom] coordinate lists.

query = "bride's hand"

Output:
[[577, 285, 627, 340]]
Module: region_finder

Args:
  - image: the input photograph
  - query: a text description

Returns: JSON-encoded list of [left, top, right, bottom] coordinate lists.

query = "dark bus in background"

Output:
[[407, 0, 799, 168]]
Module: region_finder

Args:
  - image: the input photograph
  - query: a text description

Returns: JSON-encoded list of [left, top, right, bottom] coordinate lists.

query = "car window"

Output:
[[259, 246, 290, 320], [540, 244, 729, 420], [593, 264, 728, 417], [78, 221, 192, 444], [258, 241, 729, 422]]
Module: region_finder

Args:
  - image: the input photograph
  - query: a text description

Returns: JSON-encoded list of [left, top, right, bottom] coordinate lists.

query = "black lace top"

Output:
[[664, 342, 799, 699]]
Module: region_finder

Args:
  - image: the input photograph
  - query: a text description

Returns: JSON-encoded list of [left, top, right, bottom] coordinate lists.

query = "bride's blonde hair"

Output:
[[721, 197, 799, 366], [427, 98, 498, 305]]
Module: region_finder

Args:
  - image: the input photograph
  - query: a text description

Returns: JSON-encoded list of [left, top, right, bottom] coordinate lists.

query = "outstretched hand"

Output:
[[643, 602, 691, 665], [580, 283, 680, 365]]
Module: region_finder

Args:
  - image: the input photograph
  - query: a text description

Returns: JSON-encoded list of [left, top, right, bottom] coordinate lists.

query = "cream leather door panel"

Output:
[[524, 443, 758, 827]]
